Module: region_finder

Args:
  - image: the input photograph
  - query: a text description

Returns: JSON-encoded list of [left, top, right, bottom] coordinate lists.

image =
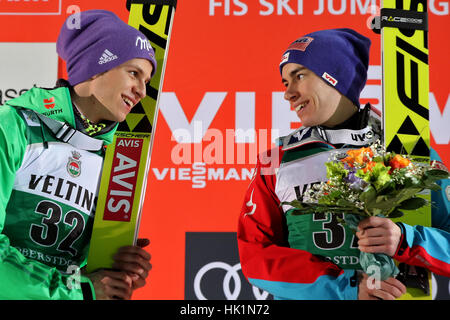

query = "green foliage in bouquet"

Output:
[[285, 143, 448, 219]]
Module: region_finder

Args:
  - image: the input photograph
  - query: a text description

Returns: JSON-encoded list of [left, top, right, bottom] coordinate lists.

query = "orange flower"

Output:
[[344, 147, 373, 165], [389, 154, 411, 170], [342, 156, 355, 167], [362, 161, 379, 173]]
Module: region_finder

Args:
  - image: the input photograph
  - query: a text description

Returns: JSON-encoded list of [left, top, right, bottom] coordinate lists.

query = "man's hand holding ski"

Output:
[[113, 238, 152, 290], [83, 238, 152, 299]]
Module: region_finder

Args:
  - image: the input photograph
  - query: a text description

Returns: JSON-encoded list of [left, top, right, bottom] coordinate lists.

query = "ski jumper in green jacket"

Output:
[[0, 9, 157, 300], [0, 85, 118, 299]]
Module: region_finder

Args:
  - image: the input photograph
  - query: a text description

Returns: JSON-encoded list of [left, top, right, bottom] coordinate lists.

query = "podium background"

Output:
[[0, 0, 448, 300]]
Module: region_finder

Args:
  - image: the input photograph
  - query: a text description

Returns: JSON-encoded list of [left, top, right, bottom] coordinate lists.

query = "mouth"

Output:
[[294, 100, 309, 113], [122, 95, 135, 110]]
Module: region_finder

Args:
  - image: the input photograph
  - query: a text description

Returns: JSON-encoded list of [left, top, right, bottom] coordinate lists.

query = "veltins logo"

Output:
[[0, 0, 61, 15], [185, 232, 272, 300]]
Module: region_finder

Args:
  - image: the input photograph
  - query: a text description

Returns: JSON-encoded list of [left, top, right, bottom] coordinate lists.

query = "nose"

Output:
[[133, 79, 147, 101], [284, 82, 299, 102]]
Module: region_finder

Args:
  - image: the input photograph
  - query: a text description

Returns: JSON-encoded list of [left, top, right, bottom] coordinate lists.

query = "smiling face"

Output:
[[281, 62, 343, 127], [85, 58, 153, 123]]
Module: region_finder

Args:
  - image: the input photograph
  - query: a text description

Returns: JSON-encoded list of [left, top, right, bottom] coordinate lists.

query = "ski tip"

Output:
[[126, 0, 178, 12]]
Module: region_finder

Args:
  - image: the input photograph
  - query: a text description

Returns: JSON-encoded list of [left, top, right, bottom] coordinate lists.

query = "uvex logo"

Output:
[[322, 72, 338, 86], [43, 97, 55, 109], [351, 131, 373, 142]]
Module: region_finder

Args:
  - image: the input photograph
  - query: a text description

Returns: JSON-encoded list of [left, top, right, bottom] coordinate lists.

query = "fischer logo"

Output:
[[103, 138, 143, 222], [98, 49, 118, 65], [322, 72, 338, 86]]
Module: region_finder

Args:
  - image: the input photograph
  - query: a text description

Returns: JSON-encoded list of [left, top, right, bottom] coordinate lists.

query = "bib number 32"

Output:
[[29, 200, 85, 257]]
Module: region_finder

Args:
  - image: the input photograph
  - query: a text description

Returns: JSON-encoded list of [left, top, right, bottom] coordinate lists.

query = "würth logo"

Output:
[[98, 49, 118, 65], [43, 97, 55, 109], [322, 72, 338, 86]]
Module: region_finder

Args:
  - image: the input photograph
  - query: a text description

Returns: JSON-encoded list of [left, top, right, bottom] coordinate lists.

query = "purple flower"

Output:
[[344, 167, 368, 190]]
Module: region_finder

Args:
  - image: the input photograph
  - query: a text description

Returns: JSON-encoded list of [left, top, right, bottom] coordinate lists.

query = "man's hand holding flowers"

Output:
[[357, 216, 402, 257]]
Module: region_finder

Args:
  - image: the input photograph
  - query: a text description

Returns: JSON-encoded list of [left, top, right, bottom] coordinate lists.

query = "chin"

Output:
[[116, 115, 127, 123], [299, 118, 314, 128]]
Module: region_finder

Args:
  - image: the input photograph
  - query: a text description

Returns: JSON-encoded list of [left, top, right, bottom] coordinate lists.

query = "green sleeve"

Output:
[[0, 105, 95, 300]]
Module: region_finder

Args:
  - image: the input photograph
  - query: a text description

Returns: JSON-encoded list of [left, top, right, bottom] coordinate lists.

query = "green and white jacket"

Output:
[[0, 86, 117, 299]]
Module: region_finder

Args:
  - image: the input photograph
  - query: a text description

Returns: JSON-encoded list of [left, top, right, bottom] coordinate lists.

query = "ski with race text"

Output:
[[380, 0, 432, 299]]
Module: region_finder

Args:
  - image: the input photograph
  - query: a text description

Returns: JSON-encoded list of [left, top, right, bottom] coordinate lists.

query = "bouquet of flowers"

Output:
[[284, 141, 449, 280]]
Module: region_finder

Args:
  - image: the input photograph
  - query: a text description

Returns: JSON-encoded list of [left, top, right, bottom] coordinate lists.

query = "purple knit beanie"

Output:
[[57, 10, 157, 86], [279, 28, 371, 107]]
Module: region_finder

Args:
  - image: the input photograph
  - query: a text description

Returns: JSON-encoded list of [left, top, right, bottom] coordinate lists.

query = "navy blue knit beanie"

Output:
[[279, 28, 371, 107]]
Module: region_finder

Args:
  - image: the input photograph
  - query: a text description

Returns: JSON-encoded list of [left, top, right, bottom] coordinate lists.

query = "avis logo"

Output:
[[103, 138, 143, 222]]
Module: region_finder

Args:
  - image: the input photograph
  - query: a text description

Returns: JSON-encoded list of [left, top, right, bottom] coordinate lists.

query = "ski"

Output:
[[86, 0, 177, 272], [380, 0, 432, 299]]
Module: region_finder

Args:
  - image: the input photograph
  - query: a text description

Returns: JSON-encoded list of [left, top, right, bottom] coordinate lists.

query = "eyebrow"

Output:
[[281, 66, 307, 83], [129, 64, 151, 83]]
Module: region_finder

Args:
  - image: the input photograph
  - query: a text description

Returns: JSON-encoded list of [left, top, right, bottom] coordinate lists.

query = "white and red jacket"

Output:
[[237, 114, 450, 300]]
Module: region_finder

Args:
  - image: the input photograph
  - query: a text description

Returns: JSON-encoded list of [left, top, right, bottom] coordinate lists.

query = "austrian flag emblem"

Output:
[[67, 151, 82, 178]]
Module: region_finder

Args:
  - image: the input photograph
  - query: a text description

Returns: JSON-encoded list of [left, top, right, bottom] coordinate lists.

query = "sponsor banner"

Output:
[[185, 232, 272, 300], [0, 0, 61, 15], [14, 143, 102, 216], [0, 43, 58, 105]]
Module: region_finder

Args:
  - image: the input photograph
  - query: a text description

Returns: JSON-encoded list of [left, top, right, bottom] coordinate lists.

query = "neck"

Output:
[[70, 83, 102, 124], [321, 95, 358, 128]]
